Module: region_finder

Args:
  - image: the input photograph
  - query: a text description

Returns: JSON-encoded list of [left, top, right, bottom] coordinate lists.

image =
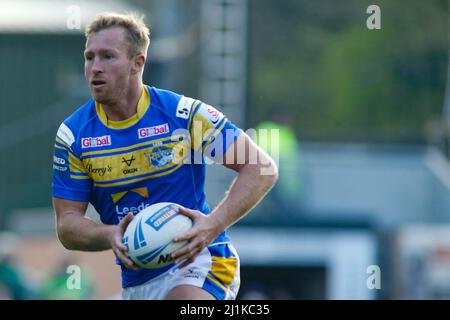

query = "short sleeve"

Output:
[[188, 101, 242, 162], [52, 123, 92, 201]]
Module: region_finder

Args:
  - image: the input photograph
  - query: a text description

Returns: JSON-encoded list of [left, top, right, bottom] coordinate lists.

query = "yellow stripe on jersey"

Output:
[[210, 255, 238, 287], [81, 134, 187, 157], [55, 137, 71, 149], [191, 118, 219, 151], [191, 119, 205, 151], [131, 187, 149, 198], [83, 139, 190, 183], [70, 175, 90, 180], [187, 100, 202, 131], [54, 144, 66, 151], [202, 119, 228, 153], [93, 162, 184, 188], [111, 187, 149, 203], [95, 86, 151, 130], [111, 191, 128, 204], [55, 142, 87, 175], [190, 106, 227, 152], [207, 273, 227, 292], [69, 153, 87, 174]]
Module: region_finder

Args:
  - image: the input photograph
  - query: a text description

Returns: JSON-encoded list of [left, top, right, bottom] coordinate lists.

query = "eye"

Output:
[[85, 55, 93, 61], [105, 54, 114, 60]]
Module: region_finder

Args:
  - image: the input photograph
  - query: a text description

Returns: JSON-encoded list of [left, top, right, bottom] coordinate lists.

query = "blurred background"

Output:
[[0, 0, 449, 299]]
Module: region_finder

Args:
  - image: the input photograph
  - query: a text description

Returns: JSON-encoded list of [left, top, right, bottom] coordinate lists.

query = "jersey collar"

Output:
[[95, 85, 151, 130]]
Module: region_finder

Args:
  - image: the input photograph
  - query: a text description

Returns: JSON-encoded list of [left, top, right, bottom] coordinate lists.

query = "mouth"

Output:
[[91, 80, 107, 89]]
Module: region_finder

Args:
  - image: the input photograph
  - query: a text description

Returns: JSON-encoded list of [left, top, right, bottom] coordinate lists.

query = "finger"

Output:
[[126, 262, 140, 271], [173, 230, 195, 242], [120, 212, 134, 225], [128, 261, 140, 270], [171, 240, 197, 259], [113, 247, 129, 264], [114, 248, 139, 270], [174, 249, 194, 266], [119, 213, 134, 230], [174, 252, 190, 264], [117, 253, 140, 270], [177, 207, 198, 219], [117, 239, 128, 252], [172, 241, 202, 261], [113, 233, 129, 252], [179, 254, 198, 268]]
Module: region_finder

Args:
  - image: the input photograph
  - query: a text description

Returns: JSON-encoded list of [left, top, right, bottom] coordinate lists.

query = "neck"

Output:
[[102, 81, 143, 121]]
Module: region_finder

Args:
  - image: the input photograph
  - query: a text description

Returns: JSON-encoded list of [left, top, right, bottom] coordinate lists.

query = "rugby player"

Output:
[[52, 12, 278, 300]]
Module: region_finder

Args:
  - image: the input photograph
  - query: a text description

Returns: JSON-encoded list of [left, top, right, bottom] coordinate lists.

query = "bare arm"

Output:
[[53, 198, 111, 251], [173, 133, 278, 266], [53, 197, 138, 269], [210, 132, 278, 230]]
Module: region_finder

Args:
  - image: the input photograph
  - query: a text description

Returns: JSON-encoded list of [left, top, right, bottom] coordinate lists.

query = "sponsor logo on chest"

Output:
[[138, 123, 169, 139], [145, 146, 174, 168], [81, 135, 112, 149], [86, 163, 112, 176]]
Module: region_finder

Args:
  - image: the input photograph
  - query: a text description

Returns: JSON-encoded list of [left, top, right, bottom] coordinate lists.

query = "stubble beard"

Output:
[[92, 87, 114, 105]]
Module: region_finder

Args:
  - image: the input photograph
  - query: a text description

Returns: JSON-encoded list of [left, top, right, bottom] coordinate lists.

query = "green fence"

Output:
[[0, 34, 88, 227]]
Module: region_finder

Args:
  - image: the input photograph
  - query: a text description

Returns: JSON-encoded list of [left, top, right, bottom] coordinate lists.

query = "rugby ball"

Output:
[[122, 202, 192, 269]]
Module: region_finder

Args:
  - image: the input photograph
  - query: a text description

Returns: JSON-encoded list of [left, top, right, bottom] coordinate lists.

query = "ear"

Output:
[[132, 53, 146, 75]]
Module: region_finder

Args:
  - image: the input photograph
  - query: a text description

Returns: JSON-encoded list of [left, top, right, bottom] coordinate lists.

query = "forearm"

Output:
[[57, 212, 115, 252], [210, 162, 278, 231]]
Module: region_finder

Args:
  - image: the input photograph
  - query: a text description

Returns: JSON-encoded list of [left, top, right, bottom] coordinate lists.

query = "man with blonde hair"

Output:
[[52, 12, 278, 300]]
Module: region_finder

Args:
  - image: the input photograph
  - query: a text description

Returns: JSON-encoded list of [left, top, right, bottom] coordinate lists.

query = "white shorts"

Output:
[[122, 242, 240, 300]]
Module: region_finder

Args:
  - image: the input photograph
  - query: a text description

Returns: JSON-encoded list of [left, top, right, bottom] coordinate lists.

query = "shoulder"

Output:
[[149, 86, 182, 106], [55, 99, 96, 148], [149, 86, 199, 122]]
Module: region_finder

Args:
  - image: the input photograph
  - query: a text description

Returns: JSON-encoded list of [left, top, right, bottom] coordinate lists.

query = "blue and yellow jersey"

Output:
[[52, 85, 242, 288]]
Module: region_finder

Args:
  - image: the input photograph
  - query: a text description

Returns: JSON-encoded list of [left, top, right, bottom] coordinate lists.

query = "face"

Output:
[[84, 27, 137, 105]]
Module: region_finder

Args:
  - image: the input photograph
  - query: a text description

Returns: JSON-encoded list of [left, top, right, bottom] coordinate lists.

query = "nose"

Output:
[[91, 56, 103, 74]]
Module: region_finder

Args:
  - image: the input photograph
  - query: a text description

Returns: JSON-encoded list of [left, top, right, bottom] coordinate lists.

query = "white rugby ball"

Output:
[[122, 202, 192, 269]]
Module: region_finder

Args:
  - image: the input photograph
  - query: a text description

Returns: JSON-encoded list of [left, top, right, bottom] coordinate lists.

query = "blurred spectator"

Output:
[[40, 255, 94, 300], [255, 109, 302, 220], [0, 232, 35, 299]]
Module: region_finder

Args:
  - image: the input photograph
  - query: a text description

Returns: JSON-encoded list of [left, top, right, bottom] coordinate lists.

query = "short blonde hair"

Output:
[[85, 12, 150, 57]]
